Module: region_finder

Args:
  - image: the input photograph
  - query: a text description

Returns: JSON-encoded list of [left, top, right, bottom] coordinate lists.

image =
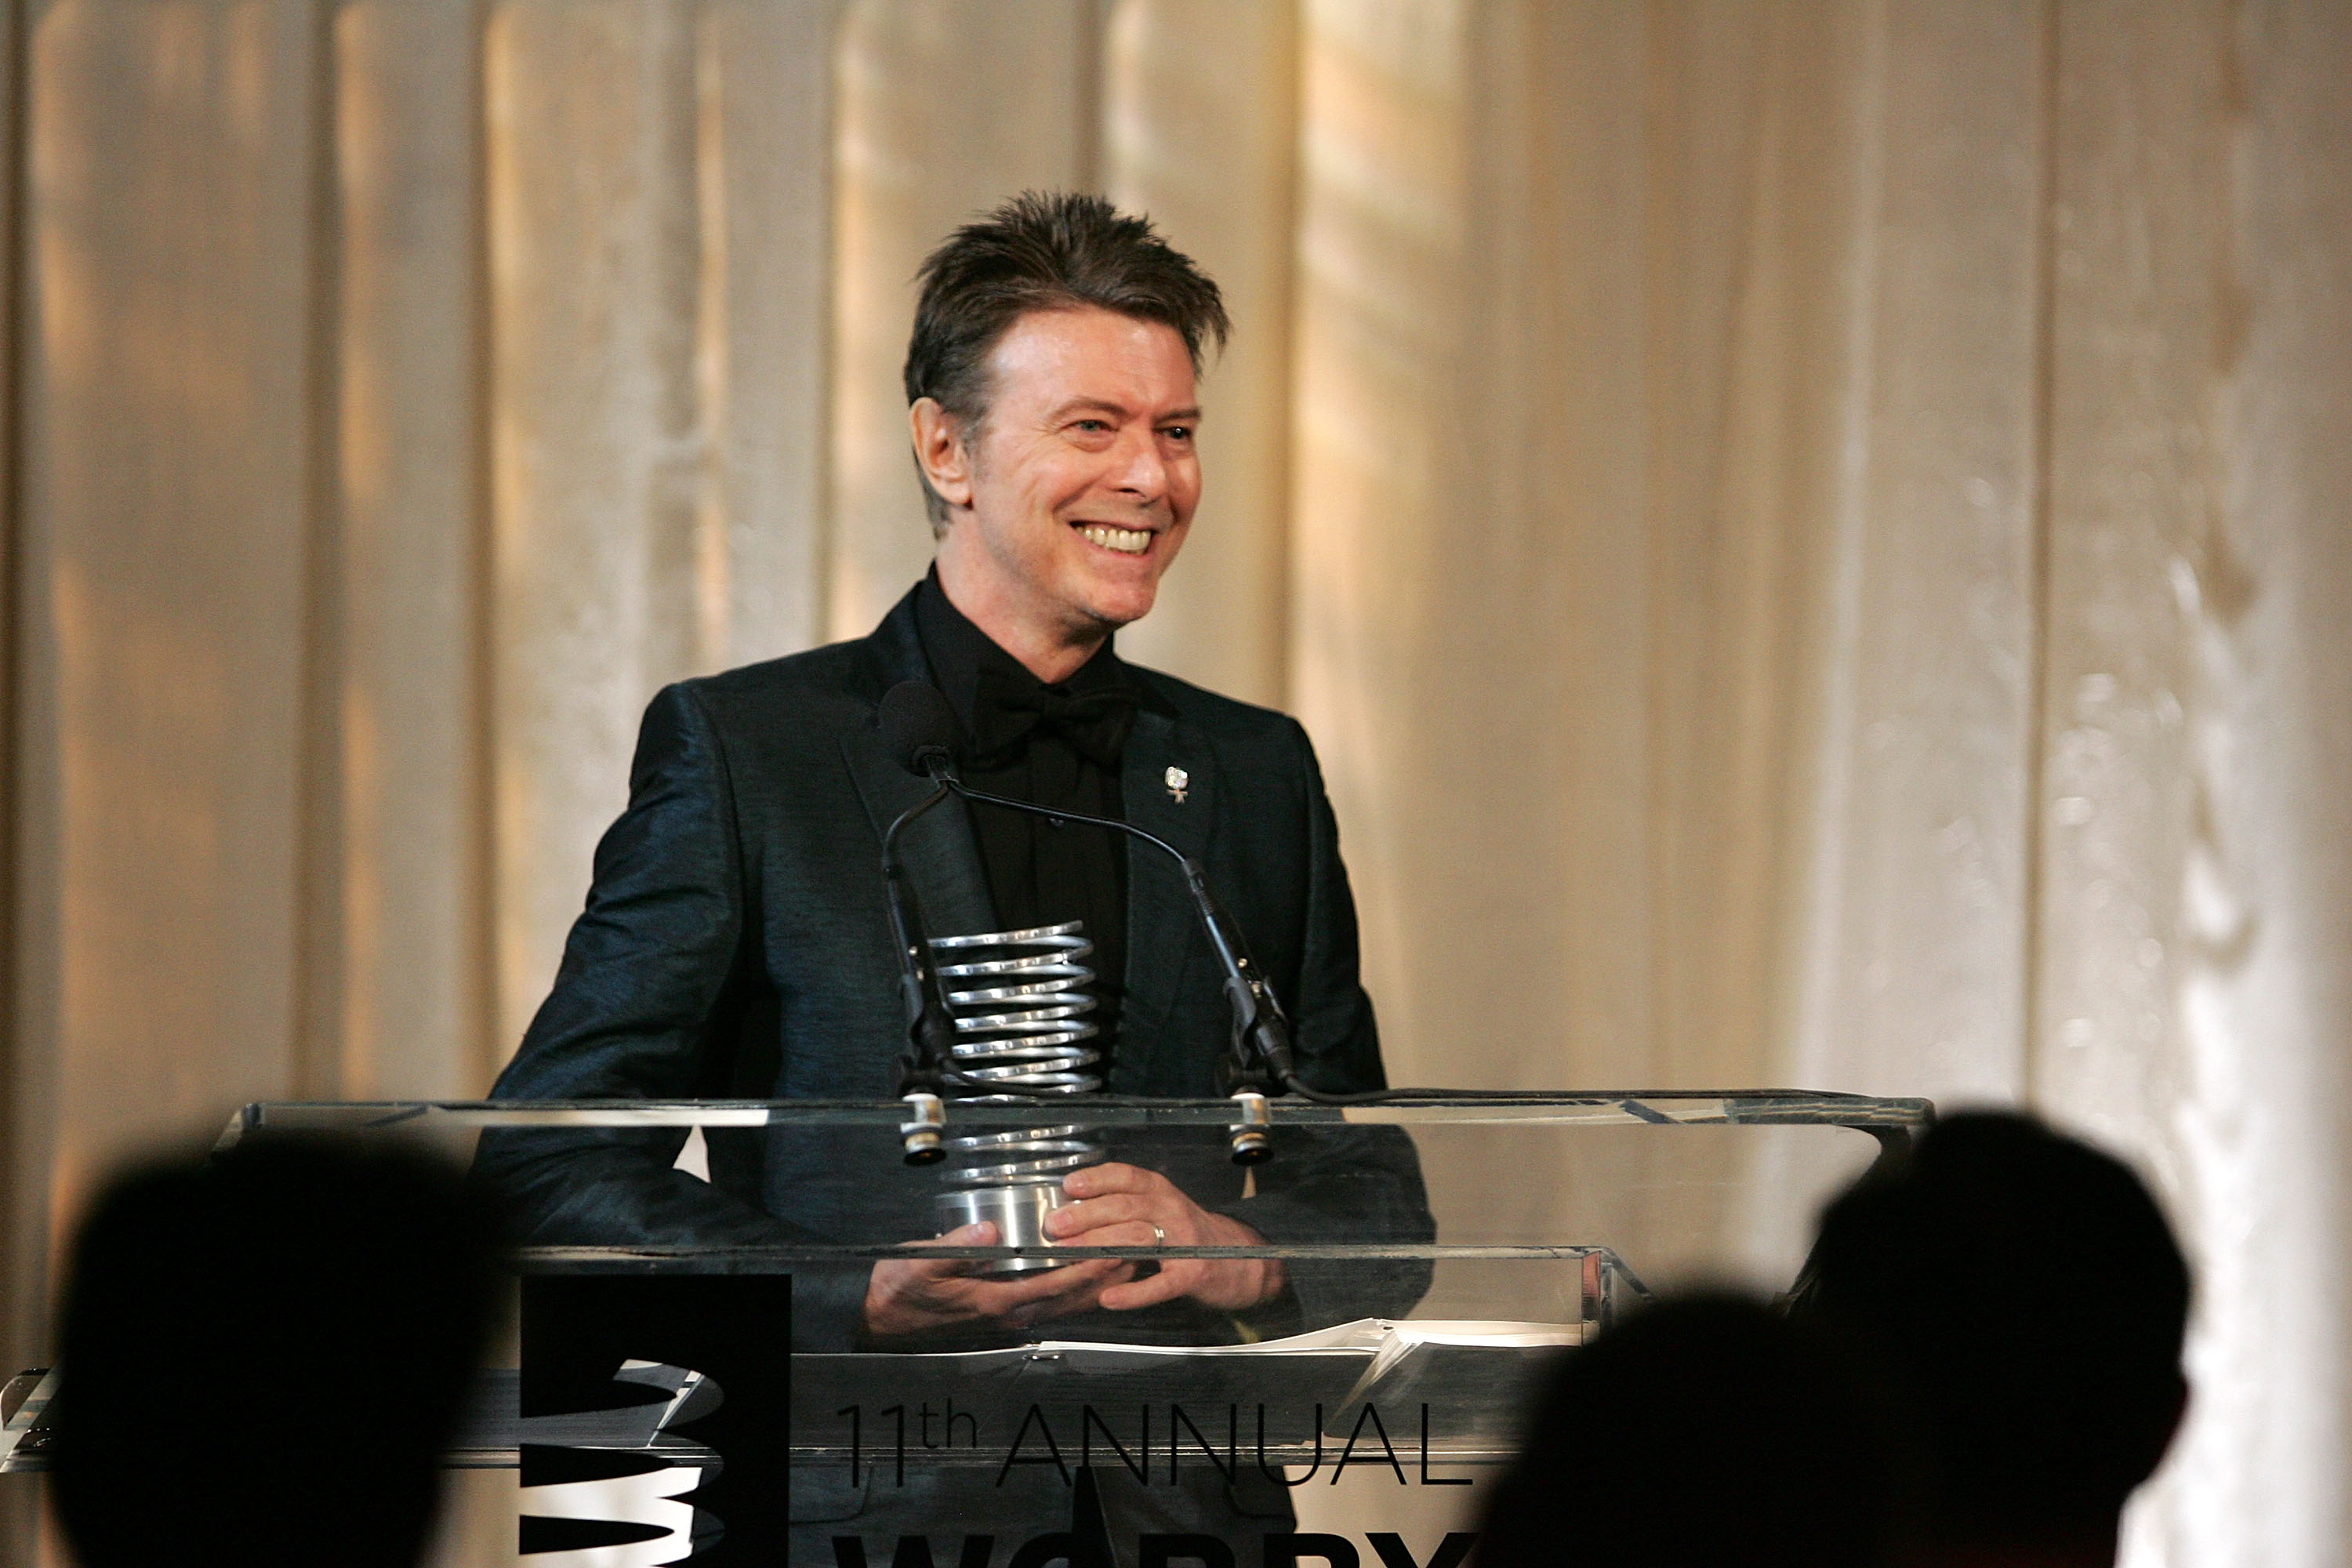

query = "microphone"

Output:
[[878, 681, 1295, 1161], [877, 680, 961, 780]]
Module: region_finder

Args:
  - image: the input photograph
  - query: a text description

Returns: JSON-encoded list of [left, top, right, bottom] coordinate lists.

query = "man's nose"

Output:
[[1108, 426, 1168, 506]]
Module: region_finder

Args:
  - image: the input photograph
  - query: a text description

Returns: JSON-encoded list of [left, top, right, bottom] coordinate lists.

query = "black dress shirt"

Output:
[[914, 572, 1149, 1071]]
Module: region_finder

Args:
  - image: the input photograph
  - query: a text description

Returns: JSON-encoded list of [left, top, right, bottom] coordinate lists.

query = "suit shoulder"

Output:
[[664, 639, 876, 725]]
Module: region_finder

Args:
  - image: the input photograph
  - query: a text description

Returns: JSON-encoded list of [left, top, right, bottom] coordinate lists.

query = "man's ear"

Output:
[[909, 397, 975, 511]]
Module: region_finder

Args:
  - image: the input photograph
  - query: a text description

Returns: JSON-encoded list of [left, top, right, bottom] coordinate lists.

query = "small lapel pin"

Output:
[[1164, 765, 1190, 805]]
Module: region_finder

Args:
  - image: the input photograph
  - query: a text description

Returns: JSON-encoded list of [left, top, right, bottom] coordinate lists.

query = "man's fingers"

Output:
[[967, 1258, 1128, 1329], [883, 1192, 1270, 1324], [964, 1257, 1120, 1310], [890, 1221, 998, 1279], [866, 1228, 1157, 1338], [1026, 1259, 1131, 1316], [1044, 1193, 1148, 1240], [1060, 1162, 1156, 1200], [1014, 1256, 1123, 1301], [904, 1220, 997, 1252], [1063, 1218, 1163, 1252], [1098, 1259, 1196, 1312]]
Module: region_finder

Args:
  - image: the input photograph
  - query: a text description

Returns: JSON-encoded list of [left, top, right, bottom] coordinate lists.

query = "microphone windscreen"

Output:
[[877, 682, 961, 777]]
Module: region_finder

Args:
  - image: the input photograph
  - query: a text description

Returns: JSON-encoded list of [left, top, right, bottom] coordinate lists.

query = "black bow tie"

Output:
[[969, 666, 1139, 771]]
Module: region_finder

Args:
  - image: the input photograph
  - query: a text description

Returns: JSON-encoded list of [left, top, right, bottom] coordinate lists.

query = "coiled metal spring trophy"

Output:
[[928, 920, 1102, 1273]]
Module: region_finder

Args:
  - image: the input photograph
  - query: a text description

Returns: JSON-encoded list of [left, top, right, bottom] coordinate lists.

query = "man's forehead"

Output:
[[986, 307, 1200, 411]]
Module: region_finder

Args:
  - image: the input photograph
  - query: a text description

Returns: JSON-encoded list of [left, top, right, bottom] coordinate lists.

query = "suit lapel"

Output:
[[840, 586, 997, 940], [1117, 706, 1214, 1092], [840, 726, 997, 940]]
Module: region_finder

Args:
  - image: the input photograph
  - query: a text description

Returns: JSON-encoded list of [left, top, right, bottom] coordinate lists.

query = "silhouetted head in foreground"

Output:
[[1798, 1111, 2190, 1565], [1477, 1293, 1904, 1568], [51, 1134, 503, 1568]]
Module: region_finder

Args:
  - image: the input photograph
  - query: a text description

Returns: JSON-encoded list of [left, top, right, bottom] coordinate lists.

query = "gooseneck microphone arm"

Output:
[[909, 771, 1293, 1163], [934, 774, 1299, 1095], [878, 782, 964, 1161], [873, 682, 1294, 1156]]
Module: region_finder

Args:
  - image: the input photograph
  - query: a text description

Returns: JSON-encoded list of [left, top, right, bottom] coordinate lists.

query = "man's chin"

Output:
[[1065, 575, 1161, 633]]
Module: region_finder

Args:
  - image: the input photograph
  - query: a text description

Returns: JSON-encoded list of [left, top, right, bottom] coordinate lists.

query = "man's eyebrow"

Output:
[[1047, 397, 1204, 423]]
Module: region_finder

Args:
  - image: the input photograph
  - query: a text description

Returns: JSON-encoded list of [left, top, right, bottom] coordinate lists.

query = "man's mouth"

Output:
[[1073, 523, 1153, 556]]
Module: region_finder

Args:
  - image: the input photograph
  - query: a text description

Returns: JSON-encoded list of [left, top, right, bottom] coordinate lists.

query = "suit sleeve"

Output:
[[1214, 720, 1433, 1327], [1286, 722, 1386, 1093], [473, 684, 871, 1344]]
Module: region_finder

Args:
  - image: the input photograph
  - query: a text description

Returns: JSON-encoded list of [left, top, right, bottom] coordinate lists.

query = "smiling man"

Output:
[[481, 193, 1425, 1552]]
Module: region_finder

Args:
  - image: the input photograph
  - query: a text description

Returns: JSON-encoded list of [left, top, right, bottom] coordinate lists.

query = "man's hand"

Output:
[[860, 1222, 1129, 1341], [1045, 1163, 1285, 1312]]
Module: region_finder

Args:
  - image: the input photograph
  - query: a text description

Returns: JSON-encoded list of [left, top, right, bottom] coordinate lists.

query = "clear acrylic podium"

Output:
[[4, 1091, 1929, 1566]]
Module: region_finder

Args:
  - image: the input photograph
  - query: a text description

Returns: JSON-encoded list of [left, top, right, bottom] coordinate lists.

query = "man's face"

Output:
[[927, 306, 1201, 644]]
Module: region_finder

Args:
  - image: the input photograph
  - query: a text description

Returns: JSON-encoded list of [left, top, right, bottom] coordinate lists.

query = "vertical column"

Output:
[[1507, 0, 1656, 1091], [485, 0, 844, 1051], [2038, 4, 2352, 1563], [697, 0, 840, 668], [484, 0, 701, 1047], [827, 0, 1091, 641], [1634, 0, 1869, 1094], [0, 5, 24, 1563], [2194, 9, 2352, 1556], [1099, 0, 1297, 708], [1686, 0, 2052, 1277], [2032, 0, 2216, 1193], [1775, 0, 2050, 1106], [2034, 20, 2223, 1549], [323, 0, 490, 1100], [7, 0, 322, 1375], [1283, 0, 1908, 1096], [1286, 0, 1471, 1076], [481, 0, 842, 1051]]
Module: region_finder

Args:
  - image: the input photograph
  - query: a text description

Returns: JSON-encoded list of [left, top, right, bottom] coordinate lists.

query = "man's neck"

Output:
[[932, 559, 1107, 686]]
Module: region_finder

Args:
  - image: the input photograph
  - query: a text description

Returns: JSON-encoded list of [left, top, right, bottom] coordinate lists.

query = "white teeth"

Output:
[[1077, 524, 1152, 555]]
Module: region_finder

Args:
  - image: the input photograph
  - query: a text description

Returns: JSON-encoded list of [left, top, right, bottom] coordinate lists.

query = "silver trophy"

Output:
[[927, 921, 1103, 1272]]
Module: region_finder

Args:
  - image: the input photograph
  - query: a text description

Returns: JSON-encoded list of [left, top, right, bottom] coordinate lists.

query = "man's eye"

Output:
[[1072, 419, 1111, 434], [1161, 426, 1193, 442]]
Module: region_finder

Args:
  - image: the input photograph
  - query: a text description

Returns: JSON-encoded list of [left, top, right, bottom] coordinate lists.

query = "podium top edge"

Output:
[[222, 1091, 1935, 1144]]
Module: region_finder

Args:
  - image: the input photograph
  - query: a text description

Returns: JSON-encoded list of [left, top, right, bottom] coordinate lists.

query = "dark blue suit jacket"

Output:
[[481, 586, 1428, 1348]]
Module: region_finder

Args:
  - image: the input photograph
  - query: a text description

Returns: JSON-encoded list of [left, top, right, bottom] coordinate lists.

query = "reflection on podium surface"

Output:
[[2, 1093, 1926, 1563]]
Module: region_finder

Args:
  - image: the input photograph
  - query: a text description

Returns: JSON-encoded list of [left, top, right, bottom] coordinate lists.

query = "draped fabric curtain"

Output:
[[4, 2, 2348, 1564]]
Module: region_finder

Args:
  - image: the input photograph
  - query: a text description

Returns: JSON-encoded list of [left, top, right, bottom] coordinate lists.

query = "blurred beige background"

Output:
[[3, 1, 2349, 1564]]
